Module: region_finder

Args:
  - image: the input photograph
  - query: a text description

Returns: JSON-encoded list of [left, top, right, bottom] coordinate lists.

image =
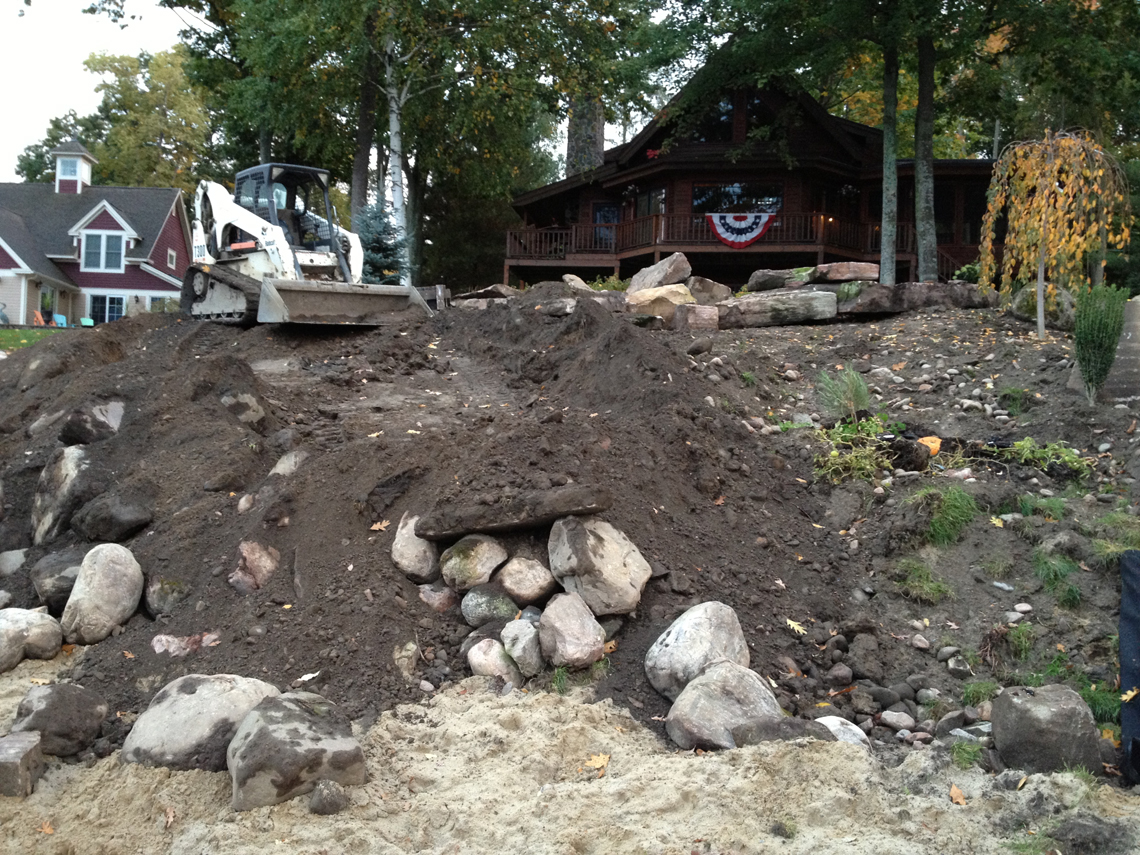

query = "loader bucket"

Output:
[[257, 279, 432, 325]]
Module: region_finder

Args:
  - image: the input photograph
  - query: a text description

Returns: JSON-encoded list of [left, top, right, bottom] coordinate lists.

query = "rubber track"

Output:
[[181, 263, 262, 326]]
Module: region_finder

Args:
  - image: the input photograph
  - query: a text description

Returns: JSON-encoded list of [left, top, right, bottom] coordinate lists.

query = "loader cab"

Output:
[[233, 164, 339, 252]]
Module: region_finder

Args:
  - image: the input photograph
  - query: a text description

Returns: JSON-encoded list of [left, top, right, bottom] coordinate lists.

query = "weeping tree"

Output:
[[979, 130, 1131, 339]]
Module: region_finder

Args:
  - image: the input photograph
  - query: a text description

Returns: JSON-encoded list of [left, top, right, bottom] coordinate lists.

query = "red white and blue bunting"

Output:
[[705, 213, 776, 248]]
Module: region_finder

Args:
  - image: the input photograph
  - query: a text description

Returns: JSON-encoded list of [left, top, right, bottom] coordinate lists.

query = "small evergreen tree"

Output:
[[816, 367, 871, 423], [354, 203, 405, 285], [1074, 284, 1129, 405]]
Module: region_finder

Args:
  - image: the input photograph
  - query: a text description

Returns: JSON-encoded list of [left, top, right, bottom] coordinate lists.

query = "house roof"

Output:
[[49, 140, 97, 162], [0, 183, 182, 266], [0, 207, 74, 287]]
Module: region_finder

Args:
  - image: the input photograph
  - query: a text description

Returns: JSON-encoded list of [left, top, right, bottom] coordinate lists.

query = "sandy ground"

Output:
[[2, 654, 1137, 855]]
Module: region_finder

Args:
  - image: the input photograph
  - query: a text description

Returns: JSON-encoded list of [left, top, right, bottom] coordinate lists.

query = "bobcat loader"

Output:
[[181, 163, 429, 325]]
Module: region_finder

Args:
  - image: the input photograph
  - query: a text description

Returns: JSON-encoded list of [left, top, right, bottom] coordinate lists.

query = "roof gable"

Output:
[[68, 200, 140, 239], [0, 234, 31, 272]]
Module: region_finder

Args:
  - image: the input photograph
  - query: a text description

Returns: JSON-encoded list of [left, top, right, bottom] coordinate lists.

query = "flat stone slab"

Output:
[[0, 731, 45, 797], [717, 291, 837, 329], [802, 280, 999, 314], [416, 485, 613, 541]]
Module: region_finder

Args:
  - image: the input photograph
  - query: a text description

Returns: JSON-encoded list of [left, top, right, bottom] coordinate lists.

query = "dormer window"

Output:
[[82, 232, 125, 272], [59, 158, 79, 178]]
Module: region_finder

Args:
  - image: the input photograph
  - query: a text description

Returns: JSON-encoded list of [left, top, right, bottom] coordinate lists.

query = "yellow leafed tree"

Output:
[[979, 131, 1131, 339]]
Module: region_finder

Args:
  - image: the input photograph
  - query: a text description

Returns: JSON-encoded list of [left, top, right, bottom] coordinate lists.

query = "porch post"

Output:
[[502, 261, 510, 287]]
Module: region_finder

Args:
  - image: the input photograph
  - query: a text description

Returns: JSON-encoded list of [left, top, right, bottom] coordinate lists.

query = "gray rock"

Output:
[[501, 619, 544, 678], [815, 715, 873, 749], [1011, 285, 1075, 332], [814, 261, 880, 282], [879, 710, 916, 732], [440, 534, 508, 592], [227, 541, 280, 596], [644, 601, 749, 701], [624, 284, 694, 325], [991, 684, 1102, 774], [814, 280, 998, 314], [122, 674, 281, 771], [467, 638, 524, 686], [497, 556, 558, 605], [60, 543, 144, 644], [10, 684, 107, 756], [227, 692, 367, 811], [548, 516, 651, 616], [935, 710, 967, 738], [826, 663, 854, 687], [391, 513, 440, 583], [0, 609, 63, 673], [0, 732, 45, 797], [30, 547, 87, 613], [18, 352, 65, 391], [268, 449, 308, 477], [144, 575, 191, 616], [308, 780, 349, 815], [460, 584, 519, 627], [0, 591, 9, 610], [418, 583, 459, 613], [71, 493, 153, 542], [745, 268, 808, 292], [685, 276, 733, 306], [937, 646, 960, 662], [731, 717, 838, 746], [0, 549, 27, 578], [416, 486, 613, 541], [665, 661, 783, 750], [58, 401, 124, 446], [846, 634, 884, 684], [30, 447, 89, 546], [915, 688, 942, 705], [717, 291, 837, 329], [946, 656, 974, 679], [538, 592, 605, 669], [671, 303, 719, 332], [628, 252, 691, 294]]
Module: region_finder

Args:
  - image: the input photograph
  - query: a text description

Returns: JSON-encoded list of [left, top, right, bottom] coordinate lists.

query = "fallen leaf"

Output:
[[367, 431, 381, 438], [828, 686, 855, 697], [1056, 643, 1066, 652], [282, 604, 292, 610], [61, 644, 76, 656], [1017, 776, 1028, 791], [786, 618, 807, 635], [603, 640, 618, 654], [767, 676, 778, 688], [795, 477, 808, 484], [1127, 419, 1136, 435], [123, 650, 135, 659], [1122, 686, 1139, 703], [1103, 728, 1121, 748], [1103, 763, 1122, 776], [892, 361, 907, 371], [945, 620, 960, 630], [990, 516, 1004, 528], [370, 519, 391, 532], [651, 715, 667, 722], [811, 523, 824, 529], [164, 806, 176, 830], [39, 820, 54, 834], [29, 677, 50, 686], [814, 702, 832, 708], [406, 429, 421, 435], [950, 784, 967, 805], [584, 753, 610, 772], [713, 495, 725, 506]]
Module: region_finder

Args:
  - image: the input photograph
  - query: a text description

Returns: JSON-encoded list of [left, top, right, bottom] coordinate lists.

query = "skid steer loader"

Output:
[[181, 163, 429, 325]]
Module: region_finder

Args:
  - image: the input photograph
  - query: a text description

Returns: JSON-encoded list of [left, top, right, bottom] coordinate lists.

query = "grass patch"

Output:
[[951, 741, 983, 770], [1062, 763, 1098, 787], [1019, 494, 1066, 521], [1056, 583, 1082, 610], [0, 328, 61, 351], [1032, 550, 1081, 608], [813, 415, 895, 483], [588, 658, 612, 682], [998, 387, 1032, 416], [909, 485, 979, 545], [741, 370, 757, 387], [896, 557, 954, 605], [997, 437, 1095, 479], [962, 681, 1000, 706], [1007, 623, 1035, 661], [1087, 511, 1140, 568], [980, 556, 1014, 579], [815, 367, 871, 423], [1079, 683, 1122, 724], [551, 666, 569, 695]]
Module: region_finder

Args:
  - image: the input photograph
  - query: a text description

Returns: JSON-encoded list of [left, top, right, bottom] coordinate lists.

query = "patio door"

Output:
[[593, 203, 620, 250]]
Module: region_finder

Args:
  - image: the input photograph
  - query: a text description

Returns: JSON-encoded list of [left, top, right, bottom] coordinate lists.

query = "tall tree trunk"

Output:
[[880, 42, 899, 286], [402, 151, 424, 289], [992, 117, 1002, 161], [384, 34, 412, 291], [915, 34, 937, 282], [350, 12, 380, 230], [258, 124, 271, 164]]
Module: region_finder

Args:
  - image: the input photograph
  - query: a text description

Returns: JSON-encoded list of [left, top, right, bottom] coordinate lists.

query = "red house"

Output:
[[505, 86, 996, 287], [0, 141, 191, 326]]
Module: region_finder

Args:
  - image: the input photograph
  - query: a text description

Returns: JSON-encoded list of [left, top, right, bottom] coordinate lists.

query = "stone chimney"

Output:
[[566, 99, 605, 178]]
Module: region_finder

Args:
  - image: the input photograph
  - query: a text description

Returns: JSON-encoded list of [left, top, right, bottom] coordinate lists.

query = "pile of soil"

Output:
[[0, 297, 1137, 850]]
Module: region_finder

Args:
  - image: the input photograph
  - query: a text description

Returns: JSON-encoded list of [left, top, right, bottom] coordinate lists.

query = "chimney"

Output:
[[49, 140, 97, 195], [566, 99, 605, 178]]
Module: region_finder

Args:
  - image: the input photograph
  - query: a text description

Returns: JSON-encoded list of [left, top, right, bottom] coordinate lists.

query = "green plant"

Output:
[[0, 328, 60, 351], [551, 666, 568, 695], [1088, 511, 1140, 568], [951, 741, 983, 770], [999, 437, 1095, 479], [998, 386, 1032, 416], [741, 370, 757, 387], [1057, 583, 1082, 610], [963, 648, 982, 667], [954, 261, 981, 283], [719, 397, 739, 415], [1007, 623, 1035, 661], [815, 367, 871, 423], [980, 557, 1014, 579], [1019, 494, 1065, 521], [1062, 763, 1098, 788], [962, 681, 1000, 706], [1074, 283, 1129, 405], [587, 274, 629, 292], [813, 414, 896, 484], [589, 658, 612, 682], [1080, 683, 1122, 724], [770, 820, 797, 840], [896, 557, 954, 605], [1033, 550, 1079, 603], [909, 485, 979, 545]]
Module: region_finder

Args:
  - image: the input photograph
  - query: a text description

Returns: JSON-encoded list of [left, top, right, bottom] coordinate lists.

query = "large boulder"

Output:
[[624, 284, 695, 325], [628, 252, 691, 294], [440, 534, 508, 591], [501, 619, 544, 678], [809, 280, 999, 314], [1010, 285, 1076, 331], [71, 493, 153, 542], [497, 556, 558, 605], [467, 638, 525, 687], [31, 447, 90, 545], [60, 543, 144, 644], [10, 684, 108, 756], [671, 304, 719, 332], [538, 592, 605, 669], [685, 276, 733, 306], [0, 609, 63, 673], [58, 401, 125, 446], [644, 601, 749, 701], [122, 674, 281, 771], [548, 516, 651, 616], [813, 261, 880, 282], [746, 268, 812, 292], [460, 584, 519, 627], [991, 684, 1102, 773], [30, 547, 87, 613], [391, 513, 440, 583], [665, 661, 784, 750], [416, 485, 612, 541], [227, 691, 367, 811], [717, 291, 837, 329]]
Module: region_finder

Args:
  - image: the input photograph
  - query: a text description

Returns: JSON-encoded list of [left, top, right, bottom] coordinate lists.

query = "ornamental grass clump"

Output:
[[815, 367, 871, 423], [1074, 284, 1129, 405]]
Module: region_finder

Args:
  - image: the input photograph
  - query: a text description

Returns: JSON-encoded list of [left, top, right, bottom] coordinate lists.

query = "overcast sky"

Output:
[[1, 0, 184, 182]]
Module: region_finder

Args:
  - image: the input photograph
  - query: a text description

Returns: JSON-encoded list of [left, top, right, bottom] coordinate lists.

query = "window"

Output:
[[81, 233, 125, 272], [90, 295, 125, 325], [692, 98, 735, 144], [691, 183, 782, 214], [167, 248, 177, 269], [59, 159, 78, 178], [635, 189, 666, 218]]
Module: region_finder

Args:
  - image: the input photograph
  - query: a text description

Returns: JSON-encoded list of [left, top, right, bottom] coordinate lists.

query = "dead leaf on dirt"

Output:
[[122, 650, 135, 659], [1103, 763, 1122, 776], [786, 618, 807, 635], [367, 431, 382, 438], [945, 620, 960, 630], [651, 715, 666, 722], [990, 516, 1004, 528], [370, 519, 390, 531], [1103, 728, 1121, 748], [1122, 686, 1139, 703], [1128, 419, 1137, 435], [795, 477, 808, 484], [713, 496, 725, 506], [892, 361, 907, 371], [1017, 776, 1027, 790], [406, 429, 421, 435], [814, 702, 832, 708], [584, 753, 610, 778], [61, 644, 76, 656], [164, 806, 176, 829], [39, 821, 54, 834], [828, 686, 854, 697], [604, 640, 618, 654], [1057, 643, 1066, 653], [950, 784, 966, 805], [29, 677, 50, 686]]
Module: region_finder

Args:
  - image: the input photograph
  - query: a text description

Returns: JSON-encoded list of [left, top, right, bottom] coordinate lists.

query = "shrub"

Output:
[[815, 367, 871, 423], [1074, 284, 1129, 405], [954, 261, 981, 284], [588, 274, 629, 292]]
